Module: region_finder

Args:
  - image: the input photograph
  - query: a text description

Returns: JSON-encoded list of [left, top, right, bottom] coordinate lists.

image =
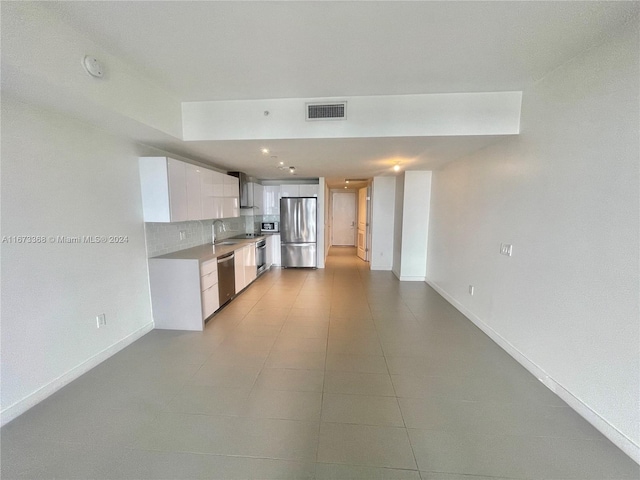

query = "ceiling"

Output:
[[37, 2, 639, 186]]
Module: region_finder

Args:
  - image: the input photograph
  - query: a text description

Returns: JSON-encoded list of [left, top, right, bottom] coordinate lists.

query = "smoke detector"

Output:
[[83, 55, 104, 78]]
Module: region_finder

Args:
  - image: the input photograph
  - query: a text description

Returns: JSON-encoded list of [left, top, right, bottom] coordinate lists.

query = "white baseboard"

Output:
[[426, 280, 640, 465], [399, 275, 426, 282], [0, 321, 154, 426], [370, 264, 392, 271]]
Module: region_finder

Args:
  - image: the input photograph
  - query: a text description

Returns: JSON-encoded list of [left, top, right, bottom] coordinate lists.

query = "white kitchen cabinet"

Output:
[[271, 234, 281, 266], [148, 257, 218, 331], [167, 159, 189, 222], [299, 184, 319, 197], [265, 235, 273, 268], [253, 183, 264, 212], [212, 171, 225, 197], [223, 197, 239, 218], [185, 163, 203, 220], [234, 247, 246, 293], [244, 244, 257, 285], [222, 175, 240, 218], [139, 157, 241, 222], [224, 175, 239, 197], [139, 157, 189, 222], [235, 244, 256, 292], [201, 170, 216, 219], [263, 186, 281, 215], [280, 184, 300, 198], [200, 259, 219, 319]]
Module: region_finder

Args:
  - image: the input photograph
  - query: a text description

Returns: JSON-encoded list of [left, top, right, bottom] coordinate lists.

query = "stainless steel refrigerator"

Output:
[[280, 197, 317, 268]]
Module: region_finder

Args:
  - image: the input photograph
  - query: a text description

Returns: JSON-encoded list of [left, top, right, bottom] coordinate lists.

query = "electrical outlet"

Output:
[[179, 230, 186, 240], [468, 285, 474, 296], [96, 313, 106, 328], [500, 243, 513, 256]]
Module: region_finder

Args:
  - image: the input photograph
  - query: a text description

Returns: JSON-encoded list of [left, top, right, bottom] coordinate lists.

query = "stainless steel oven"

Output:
[[256, 239, 267, 275]]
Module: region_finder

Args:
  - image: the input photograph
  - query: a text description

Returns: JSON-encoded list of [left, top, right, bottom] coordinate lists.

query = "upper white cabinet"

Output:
[[299, 184, 318, 197], [263, 186, 281, 215], [201, 170, 216, 219], [139, 157, 188, 222], [139, 157, 240, 222], [212, 171, 225, 197], [253, 183, 264, 212], [185, 163, 203, 220], [167, 158, 189, 222], [223, 197, 239, 219], [280, 184, 300, 198], [224, 175, 239, 197], [279, 184, 319, 198]]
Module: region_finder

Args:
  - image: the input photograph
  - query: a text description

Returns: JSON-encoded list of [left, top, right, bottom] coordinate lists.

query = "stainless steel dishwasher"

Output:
[[217, 252, 235, 307]]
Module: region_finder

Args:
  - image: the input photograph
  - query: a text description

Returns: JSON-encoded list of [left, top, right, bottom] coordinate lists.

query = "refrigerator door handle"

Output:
[[281, 242, 312, 247]]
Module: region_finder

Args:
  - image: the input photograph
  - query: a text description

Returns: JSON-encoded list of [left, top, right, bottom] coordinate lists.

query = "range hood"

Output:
[[228, 172, 257, 209]]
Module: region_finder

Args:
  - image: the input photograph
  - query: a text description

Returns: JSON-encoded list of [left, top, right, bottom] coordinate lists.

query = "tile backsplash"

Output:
[[144, 214, 279, 257]]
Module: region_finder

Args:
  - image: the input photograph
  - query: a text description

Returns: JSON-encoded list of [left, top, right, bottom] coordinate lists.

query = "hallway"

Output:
[[2, 248, 637, 479]]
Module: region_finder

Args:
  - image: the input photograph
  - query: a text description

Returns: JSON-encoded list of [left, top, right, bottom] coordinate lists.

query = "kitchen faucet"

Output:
[[212, 219, 225, 244]]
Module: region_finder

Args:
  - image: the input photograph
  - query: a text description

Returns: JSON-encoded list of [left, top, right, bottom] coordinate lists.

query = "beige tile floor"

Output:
[[2, 247, 639, 479]]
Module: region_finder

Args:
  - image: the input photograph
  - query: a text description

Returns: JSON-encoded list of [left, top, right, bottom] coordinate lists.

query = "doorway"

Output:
[[357, 187, 369, 261], [331, 192, 356, 246]]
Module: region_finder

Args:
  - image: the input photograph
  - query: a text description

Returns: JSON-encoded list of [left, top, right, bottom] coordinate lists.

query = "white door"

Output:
[[357, 188, 368, 260], [332, 192, 356, 246]]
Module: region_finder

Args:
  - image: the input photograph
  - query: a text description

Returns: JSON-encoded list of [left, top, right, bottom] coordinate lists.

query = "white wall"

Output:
[[317, 177, 326, 268], [427, 20, 639, 461], [400, 171, 432, 281], [0, 96, 154, 424], [324, 181, 331, 262], [392, 174, 405, 277], [183, 92, 522, 141], [370, 177, 396, 270]]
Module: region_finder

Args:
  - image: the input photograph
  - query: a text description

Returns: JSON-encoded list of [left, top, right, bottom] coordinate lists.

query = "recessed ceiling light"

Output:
[[289, 166, 295, 174], [393, 164, 401, 172], [279, 161, 284, 165], [345, 180, 349, 184], [344, 186, 348, 189], [261, 148, 270, 155]]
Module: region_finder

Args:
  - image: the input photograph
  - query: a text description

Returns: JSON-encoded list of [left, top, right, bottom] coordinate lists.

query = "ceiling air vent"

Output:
[[306, 102, 347, 121]]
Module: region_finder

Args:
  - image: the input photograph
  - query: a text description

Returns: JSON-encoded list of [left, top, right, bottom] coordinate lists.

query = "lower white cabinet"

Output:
[[271, 234, 281, 266], [148, 257, 219, 331], [235, 243, 256, 292], [244, 244, 257, 285], [234, 247, 246, 293], [200, 259, 219, 319], [265, 235, 273, 268]]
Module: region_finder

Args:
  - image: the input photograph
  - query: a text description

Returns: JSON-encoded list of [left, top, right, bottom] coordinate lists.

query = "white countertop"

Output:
[[151, 235, 267, 263]]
